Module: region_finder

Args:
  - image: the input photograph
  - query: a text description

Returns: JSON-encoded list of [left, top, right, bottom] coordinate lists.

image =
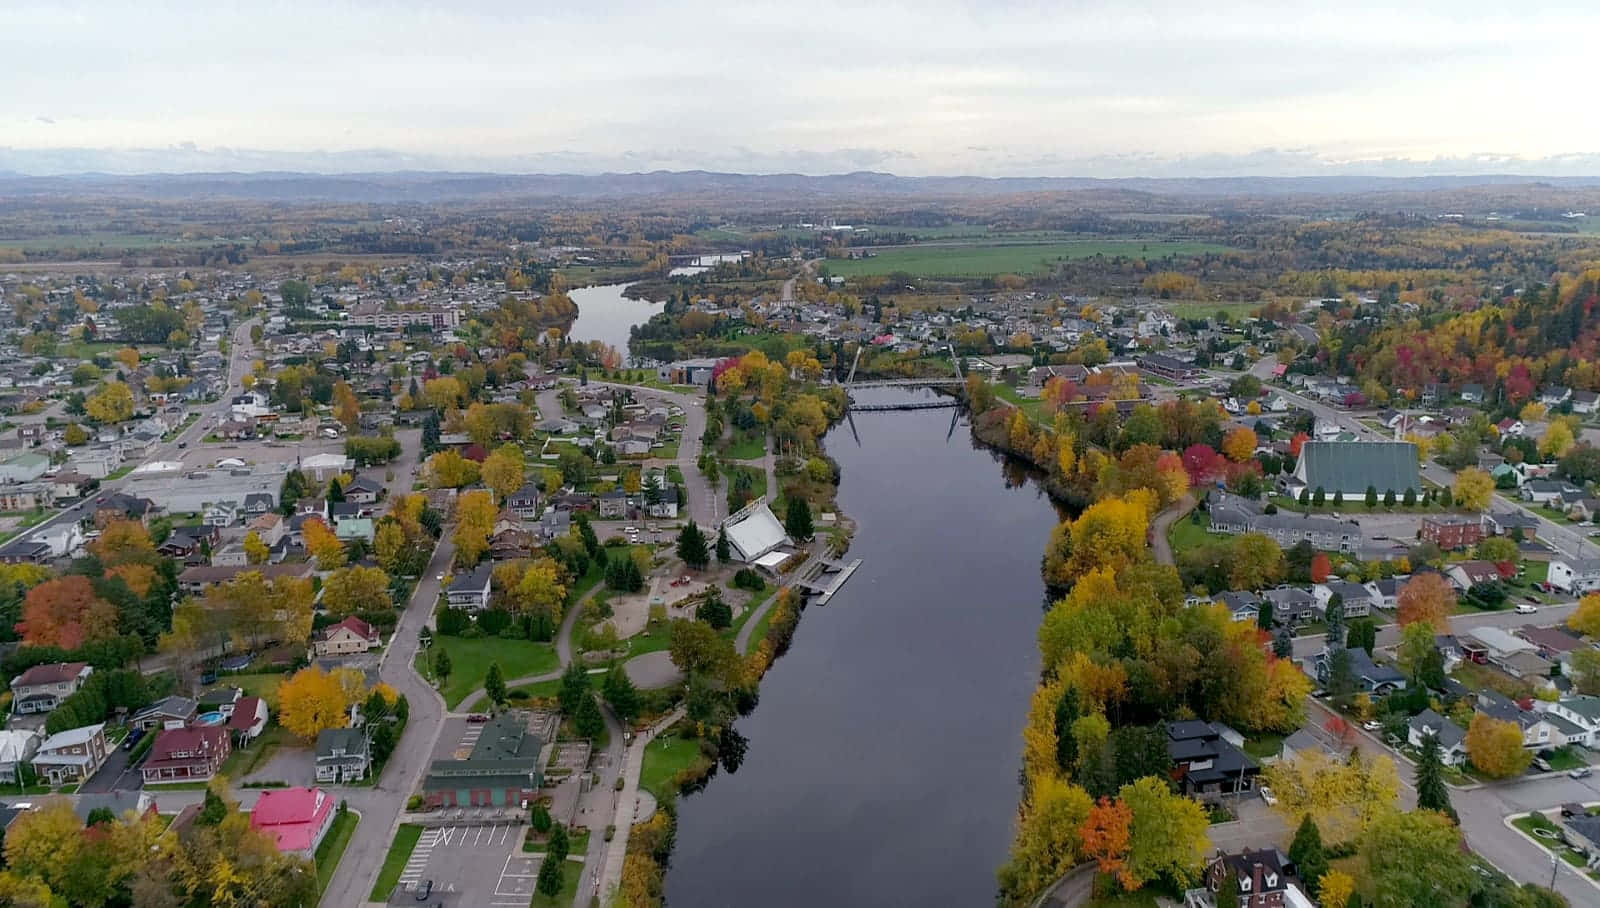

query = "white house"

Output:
[[1406, 709, 1468, 766], [445, 564, 492, 611], [1550, 557, 1600, 596], [1542, 696, 1600, 748]]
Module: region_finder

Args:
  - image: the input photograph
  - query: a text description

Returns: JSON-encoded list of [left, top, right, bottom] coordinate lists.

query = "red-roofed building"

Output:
[[310, 616, 382, 657], [227, 696, 269, 744], [250, 787, 336, 855], [140, 726, 230, 784]]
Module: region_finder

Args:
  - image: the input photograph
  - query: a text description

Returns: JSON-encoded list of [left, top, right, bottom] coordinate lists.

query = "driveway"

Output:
[[79, 743, 141, 794]]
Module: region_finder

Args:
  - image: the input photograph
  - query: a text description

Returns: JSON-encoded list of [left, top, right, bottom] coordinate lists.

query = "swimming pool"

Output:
[[195, 711, 226, 726]]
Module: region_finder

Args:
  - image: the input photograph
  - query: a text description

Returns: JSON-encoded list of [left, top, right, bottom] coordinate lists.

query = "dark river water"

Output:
[[568, 282, 659, 362], [665, 394, 1064, 908]]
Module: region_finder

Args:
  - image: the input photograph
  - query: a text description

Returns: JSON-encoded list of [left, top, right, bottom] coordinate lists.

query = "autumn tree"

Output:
[[481, 443, 525, 503], [1452, 467, 1493, 512], [426, 449, 481, 489], [302, 517, 346, 570], [278, 665, 366, 740], [85, 382, 134, 424], [19, 576, 118, 649], [1064, 496, 1149, 580], [374, 520, 408, 574], [1395, 572, 1455, 632], [322, 565, 392, 614], [333, 380, 361, 431], [999, 775, 1093, 899], [1310, 551, 1332, 583], [452, 490, 497, 567], [1466, 713, 1532, 778], [1228, 533, 1285, 590], [1118, 776, 1209, 890], [1317, 870, 1355, 908], [1079, 796, 1133, 887], [1360, 809, 1474, 907], [1221, 426, 1258, 463], [89, 519, 158, 567], [1569, 593, 1600, 638], [242, 530, 270, 565], [1261, 750, 1400, 844], [1541, 420, 1576, 460]]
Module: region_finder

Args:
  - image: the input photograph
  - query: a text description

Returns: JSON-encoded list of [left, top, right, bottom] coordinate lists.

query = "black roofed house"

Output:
[[1167, 720, 1259, 800], [1137, 353, 1200, 381], [131, 695, 198, 730], [1314, 645, 1407, 695], [445, 563, 493, 612], [1199, 848, 1301, 908], [0, 539, 52, 565], [1287, 440, 1419, 499], [343, 477, 384, 505], [315, 728, 371, 783], [1560, 814, 1600, 862], [1213, 591, 1261, 623], [1406, 709, 1467, 766], [506, 482, 541, 519], [1261, 587, 1318, 626]]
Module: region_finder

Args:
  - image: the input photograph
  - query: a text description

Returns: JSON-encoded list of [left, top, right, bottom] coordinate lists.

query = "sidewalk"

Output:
[[597, 707, 687, 901]]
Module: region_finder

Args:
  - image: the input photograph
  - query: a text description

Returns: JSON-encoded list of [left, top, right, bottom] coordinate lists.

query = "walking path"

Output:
[[1148, 492, 1197, 567], [597, 707, 687, 902], [454, 580, 601, 714]]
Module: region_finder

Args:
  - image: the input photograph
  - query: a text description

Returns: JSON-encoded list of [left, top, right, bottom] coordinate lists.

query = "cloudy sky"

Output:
[[4, 1, 1597, 177]]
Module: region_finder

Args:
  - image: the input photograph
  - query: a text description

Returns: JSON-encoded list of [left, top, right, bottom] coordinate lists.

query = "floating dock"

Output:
[[794, 557, 862, 605]]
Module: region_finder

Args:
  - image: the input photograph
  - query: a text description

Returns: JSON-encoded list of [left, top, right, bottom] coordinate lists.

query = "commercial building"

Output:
[[125, 462, 288, 516], [250, 787, 338, 855], [1287, 441, 1419, 499], [1420, 515, 1485, 551], [422, 712, 546, 809]]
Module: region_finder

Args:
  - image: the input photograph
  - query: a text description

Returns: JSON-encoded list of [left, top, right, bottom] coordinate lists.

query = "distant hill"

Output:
[[4, 169, 1600, 204]]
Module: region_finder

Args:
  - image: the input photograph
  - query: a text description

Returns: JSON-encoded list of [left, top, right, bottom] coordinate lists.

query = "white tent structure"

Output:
[[721, 497, 789, 563]]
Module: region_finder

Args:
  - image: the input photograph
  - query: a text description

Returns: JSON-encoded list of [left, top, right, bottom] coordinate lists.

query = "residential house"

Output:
[[1523, 479, 1577, 506], [210, 541, 250, 567], [0, 538, 51, 565], [506, 483, 541, 520], [1573, 390, 1600, 415], [1406, 709, 1468, 766], [343, 477, 383, 504], [1365, 577, 1404, 610], [1550, 557, 1600, 596], [1485, 511, 1540, 541], [1420, 515, 1485, 551], [0, 452, 50, 484], [1207, 492, 1362, 553], [31, 723, 108, 784], [1476, 690, 1564, 749], [0, 729, 40, 783], [140, 726, 231, 784], [1461, 383, 1485, 404], [311, 616, 382, 657], [1517, 626, 1589, 676], [1313, 580, 1375, 618], [1287, 441, 1419, 499], [131, 695, 198, 730], [1261, 587, 1318, 626], [176, 562, 314, 595], [228, 696, 269, 744], [1315, 646, 1406, 695], [1166, 720, 1260, 799], [1138, 353, 1200, 381], [1544, 696, 1600, 748], [1541, 386, 1573, 406], [250, 787, 337, 855], [93, 493, 155, 529], [596, 490, 629, 519], [314, 728, 371, 783], [10, 662, 93, 715], [1445, 560, 1504, 592], [1213, 591, 1261, 623], [1560, 815, 1600, 859], [197, 686, 242, 717], [1200, 848, 1303, 908], [248, 512, 287, 547], [445, 563, 493, 611]]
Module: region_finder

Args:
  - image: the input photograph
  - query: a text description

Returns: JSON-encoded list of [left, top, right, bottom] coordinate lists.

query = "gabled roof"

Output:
[[1408, 708, 1466, 749], [1295, 440, 1420, 493], [12, 662, 90, 688], [133, 695, 197, 720], [37, 723, 104, 752]]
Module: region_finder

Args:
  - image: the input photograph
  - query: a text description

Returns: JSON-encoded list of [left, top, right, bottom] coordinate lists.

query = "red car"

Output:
[[466, 714, 490, 724]]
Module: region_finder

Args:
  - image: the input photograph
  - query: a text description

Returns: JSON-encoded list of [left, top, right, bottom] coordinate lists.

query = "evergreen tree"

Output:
[[198, 787, 228, 826], [574, 513, 601, 558], [1273, 626, 1293, 658], [530, 802, 552, 833], [677, 521, 710, 569], [1313, 487, 1326, 506], [1053, 686, 1080, 774], [1288, 815, 1328, 899], [558, 659, 589, 716], [327, 477, 344, 503], [432, 647, 452, 688], [1257, 600, 1274, 631], [602, 666, 640, 723], [695, 591, 732, 629], [1299, 488, 1311, 506], [1365, 485, 1377, 508], [1325, 594, 1346, 647], [1333, 490, 1345, 506], [1384, 488, 1397, 507], [1416, 731, 1455, 820], [549, 823, 570, 862], [784, 496, 814, 541], [574, 691, 604, 739], [485, 662, 507, 708], [1403, 487, 1417, 506], [536, 854, 563, 897], [716, 526, 731, 563], [421, 411, 441, 453], [1327, 646, 1356, 708]]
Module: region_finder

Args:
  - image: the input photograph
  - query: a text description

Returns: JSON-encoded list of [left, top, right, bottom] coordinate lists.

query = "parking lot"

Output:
[[391, 824, 536, 907]]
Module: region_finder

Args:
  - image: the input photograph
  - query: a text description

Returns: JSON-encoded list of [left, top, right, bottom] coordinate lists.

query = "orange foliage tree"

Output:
[[1079, 796, 1134, 887], [1310, 552, 1332, 583], [19, 576, 118, 649], [1222, 427, 1258, 463], [1396, 573, 1456, 631]]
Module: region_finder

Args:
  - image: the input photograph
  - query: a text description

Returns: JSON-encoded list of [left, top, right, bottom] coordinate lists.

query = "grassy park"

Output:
[[417, 637, 559, 708], [638, 732, 710, 800], [370, 824, 424, 901]]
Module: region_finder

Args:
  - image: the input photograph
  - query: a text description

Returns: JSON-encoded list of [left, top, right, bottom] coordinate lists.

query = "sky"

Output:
[[4, 0, 1599, 178]]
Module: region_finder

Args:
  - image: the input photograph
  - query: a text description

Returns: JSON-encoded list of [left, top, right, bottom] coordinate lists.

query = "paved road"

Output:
[[318, 536, 454, 908], [574, 700, 627, 908]]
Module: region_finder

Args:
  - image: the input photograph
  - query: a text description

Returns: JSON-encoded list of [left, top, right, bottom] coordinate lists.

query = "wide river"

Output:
[[665, 393, 1063, 907], [567, 282, 658, 361]]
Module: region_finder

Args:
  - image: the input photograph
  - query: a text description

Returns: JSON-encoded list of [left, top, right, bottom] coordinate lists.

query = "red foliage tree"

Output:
[[1310, 552, 1332, 583], [1181, 444, 1225, 484]]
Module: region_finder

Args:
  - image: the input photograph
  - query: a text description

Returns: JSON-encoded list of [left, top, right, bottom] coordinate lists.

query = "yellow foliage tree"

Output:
[[1318, 870, 1355, 908], [322, 566, 392, 614], [1221, 426, 1258, 463], [427, 449, 480, 489], [85, 382, 134, 424], [1466, 713, 1533, 778], [1541, 420, 1575, 460], [481, 444, 525, 503], [1065, 496, 1150, 579], [278, 666, 357, 740], [243, 530, 269, 565], [1452, 467, 1493, 512], [1000, 774, 1093, 898], [1261, 750, 1399, 845], [302, 517, 345, 570], [1569, 593, 1600, 638]]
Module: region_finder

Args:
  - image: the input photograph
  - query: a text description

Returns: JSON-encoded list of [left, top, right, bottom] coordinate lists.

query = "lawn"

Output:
[[529, 858, 583, 908], [314, 809, 359, 894], [728, 586, 777, 640], [724, 464, 767, 505], [1544, 745, 1589, 772], [1166, 517, 1231, 556], [621, 619, 675, 659], [1241, 733, 1285, 760], [1511, 812, 1594, 874], [212, 673, 286, 709], [991, 383, 1047, 425], [723, 433, 766, 461], [821, 239, 1232, 278], [417, 637, 560, 708], [638, 732, 709, 800], [1164, 300, 1262, 321], [220, 723, 291, 777], [370, 824, 423, 902]]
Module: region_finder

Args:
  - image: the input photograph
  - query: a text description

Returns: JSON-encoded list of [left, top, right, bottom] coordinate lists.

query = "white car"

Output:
[[1516, 603, 1538, 614], [1258, 786, 1277, 806]]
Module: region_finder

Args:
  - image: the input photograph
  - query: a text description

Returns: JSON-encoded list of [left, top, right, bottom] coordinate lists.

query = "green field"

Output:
[[820, 239, 1231, 278], [638, 732, 709, 800], [723, 432, 766, 460], [529, 859, 583, 908], [370, 824, 423, 901], [1164, 300, 1262, 321], [315, 810, 359, 894], [417, 637, 559, 708], [0, 231, 230, 251]]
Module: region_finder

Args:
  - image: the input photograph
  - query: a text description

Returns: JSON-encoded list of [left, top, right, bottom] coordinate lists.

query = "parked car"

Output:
[[1571, 768, 1592, 779], [122, 728, 145, 751], [1535, 757, 1554, 772], [1516, 603, 1538, 614], [1258, 786, 1277, 806], [416, 880, 432, 900], [1362, 720, 1382, 732], [466, 714, 490, 724]]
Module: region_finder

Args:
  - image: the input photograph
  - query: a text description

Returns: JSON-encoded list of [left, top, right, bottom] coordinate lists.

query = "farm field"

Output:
[[820, 239, 1231, 277]]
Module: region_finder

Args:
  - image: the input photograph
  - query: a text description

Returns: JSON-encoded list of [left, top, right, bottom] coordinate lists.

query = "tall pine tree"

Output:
[[1288, 815, 1327, 899], [1415, 731, 1455, 821]]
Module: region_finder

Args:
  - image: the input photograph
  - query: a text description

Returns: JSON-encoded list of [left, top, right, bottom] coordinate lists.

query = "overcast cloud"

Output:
[[3, 1, 1597, 177]]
